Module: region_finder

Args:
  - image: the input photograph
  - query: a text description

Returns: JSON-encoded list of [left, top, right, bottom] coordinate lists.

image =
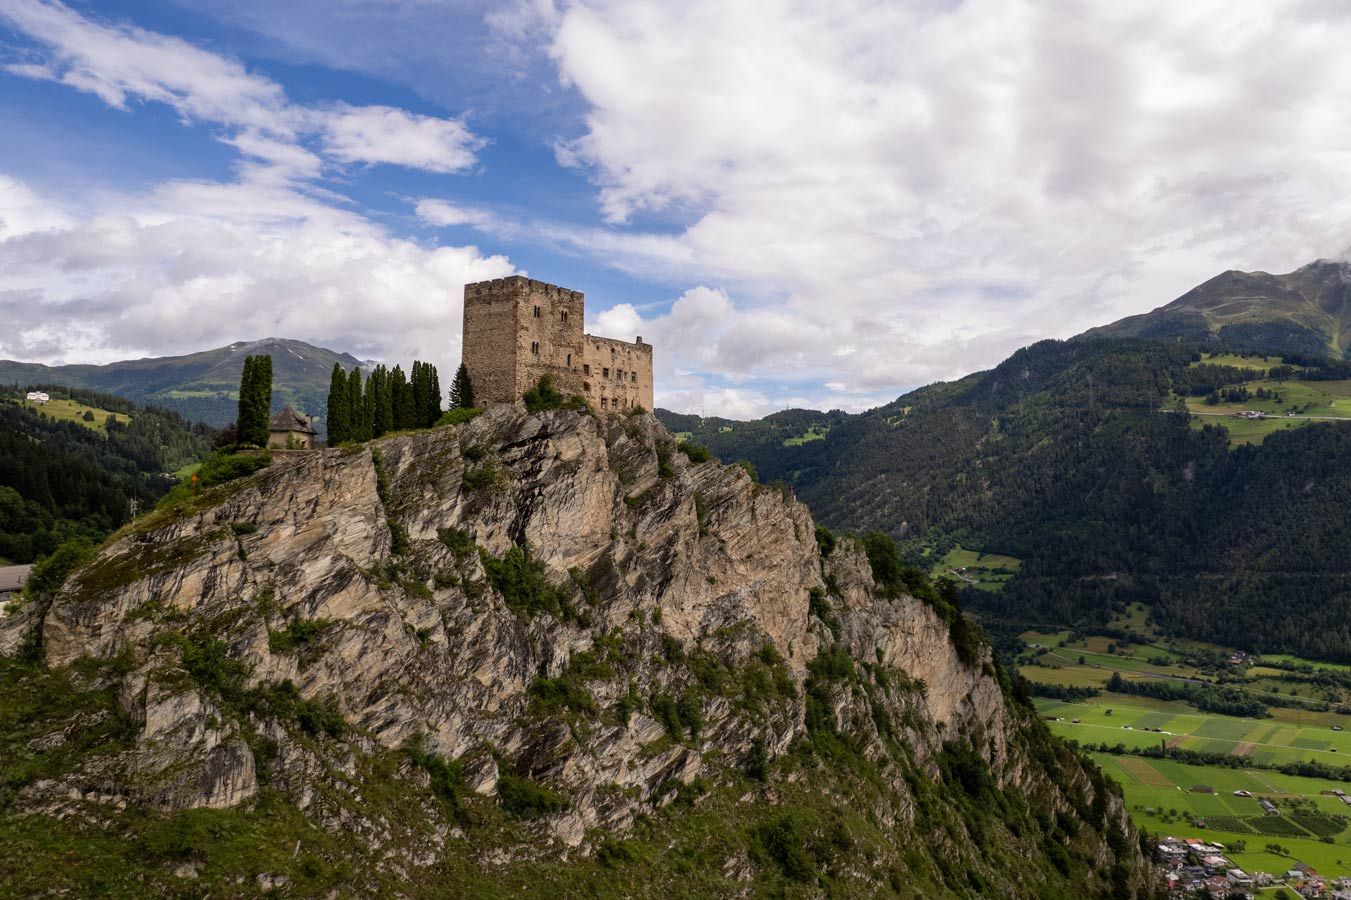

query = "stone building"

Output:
[[462, 276, 654, 413], [267, 406, 317, 449]]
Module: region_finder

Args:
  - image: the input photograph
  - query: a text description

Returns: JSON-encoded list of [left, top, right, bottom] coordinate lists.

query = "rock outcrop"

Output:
[[8, 406, 1152, 897]]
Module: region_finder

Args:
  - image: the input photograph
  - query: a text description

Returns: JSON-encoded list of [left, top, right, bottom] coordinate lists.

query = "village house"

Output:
[[267, 406, 317, 449]]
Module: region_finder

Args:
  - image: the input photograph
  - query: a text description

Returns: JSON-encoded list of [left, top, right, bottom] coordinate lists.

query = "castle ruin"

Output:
[[462, 276, 654, 413]]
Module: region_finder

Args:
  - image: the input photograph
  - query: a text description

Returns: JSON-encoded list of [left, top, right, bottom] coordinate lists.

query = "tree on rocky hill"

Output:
[[327, 363, 350, 444], [450, 363, 474, 410], [237, 354, 273, 447]]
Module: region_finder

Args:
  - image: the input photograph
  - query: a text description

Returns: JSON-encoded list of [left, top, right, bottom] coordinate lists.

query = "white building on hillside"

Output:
[[25, 391, 49, 404]]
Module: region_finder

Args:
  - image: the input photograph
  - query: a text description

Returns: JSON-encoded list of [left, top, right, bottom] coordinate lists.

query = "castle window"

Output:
[[631, 372, 637, 382], [583, 364, 590, 375], [561, 311, 569, 324], [533, 305, 541, 318], [602, 367, 609, 379], [566, 353, 572, 367], [601, 397, 608, 409], [583, 382, 591, 393], [531, 341, 539, 355]]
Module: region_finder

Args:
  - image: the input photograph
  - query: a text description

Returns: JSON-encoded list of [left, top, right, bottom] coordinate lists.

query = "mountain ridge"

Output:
[[1082, 258, 1351, 358], [0, 338, 364, 429]]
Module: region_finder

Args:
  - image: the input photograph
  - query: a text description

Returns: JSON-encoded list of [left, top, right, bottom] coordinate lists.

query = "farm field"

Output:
[[930, 545, 1021, 592], [21, 398, 130, 435], [1090, 752, 1351, 879], [1038, 698, 1351, 765]]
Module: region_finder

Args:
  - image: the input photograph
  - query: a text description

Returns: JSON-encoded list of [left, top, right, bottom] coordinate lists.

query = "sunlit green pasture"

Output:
[[1038, 699, 1351, 765], [21, 398, 130, 435], [1191, 353, 1288, 373], [930, 545, 1021, 592], [1091, 753, 1351, 878]]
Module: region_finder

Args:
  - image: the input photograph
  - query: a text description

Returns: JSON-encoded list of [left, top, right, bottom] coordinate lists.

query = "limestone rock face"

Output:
[[29, 405, 1149, 894]]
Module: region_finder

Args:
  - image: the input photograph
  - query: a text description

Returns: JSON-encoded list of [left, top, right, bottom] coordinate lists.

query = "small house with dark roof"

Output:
[[267, 406, 317, 449]]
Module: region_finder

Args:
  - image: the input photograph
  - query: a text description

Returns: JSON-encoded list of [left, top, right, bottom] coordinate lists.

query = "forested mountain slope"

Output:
[[661, 339, 1351, 661], [0, 407, 1150, 897], [0, 388, 213, 563], [0, 338, 361, 427]]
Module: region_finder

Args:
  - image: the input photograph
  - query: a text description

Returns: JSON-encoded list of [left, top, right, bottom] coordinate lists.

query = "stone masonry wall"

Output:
[[581, 335, 654, 413], [463, 276, 653, 412], [463, 277, 585, 404]]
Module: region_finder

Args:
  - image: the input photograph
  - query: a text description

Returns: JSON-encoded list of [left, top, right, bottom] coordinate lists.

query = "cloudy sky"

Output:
[[2, 0, 1350, 417]]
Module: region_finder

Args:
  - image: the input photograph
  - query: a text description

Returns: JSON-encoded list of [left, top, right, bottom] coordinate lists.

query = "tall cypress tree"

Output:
[[379, 366, 395, 436], [252, 355, 273, 446], [346, 367, 366, 442], [450, 363, 474, 410], [326, 363, 349, 445], [426, 363, 442, 425], [411, 361, 428, 428], [367, 365, 387, 438], [236, 355, 256, 445], [237, 354, 273, 447], [392, 365, 415, 431]]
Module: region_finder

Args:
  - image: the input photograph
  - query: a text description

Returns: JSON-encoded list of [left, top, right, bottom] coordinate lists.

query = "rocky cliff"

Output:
[[0, 405, 1152, 897]]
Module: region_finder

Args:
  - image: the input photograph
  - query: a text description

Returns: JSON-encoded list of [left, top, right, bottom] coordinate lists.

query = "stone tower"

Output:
[[462, 276, 654, 413]]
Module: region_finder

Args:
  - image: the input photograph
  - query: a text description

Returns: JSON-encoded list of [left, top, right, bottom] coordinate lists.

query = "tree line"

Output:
[[326, 361, 474, 445], [0, 393, 213, 563]]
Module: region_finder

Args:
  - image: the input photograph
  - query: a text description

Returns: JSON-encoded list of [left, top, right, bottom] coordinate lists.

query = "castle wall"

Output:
[[581, 334, 654, 413], [463, 276, 653, 413]]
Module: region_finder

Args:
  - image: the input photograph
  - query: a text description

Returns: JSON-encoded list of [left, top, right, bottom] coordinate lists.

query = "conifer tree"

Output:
[[450, 363, 474, 410], [326, 363, 349, 444], [236, 354, 274, 446], [426, 363, 442, 425], [411, 361, 428, 428], [392, 365, 415, 431], [347, 367, 367, 442], [379, 365, 395, 435]]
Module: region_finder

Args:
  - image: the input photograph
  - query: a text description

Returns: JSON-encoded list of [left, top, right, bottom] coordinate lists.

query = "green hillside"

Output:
[[659, 338, 1351, 662], [1083, 259, 1351, 358], [0, 338, 363, 429], [0, 387, 213, 564]]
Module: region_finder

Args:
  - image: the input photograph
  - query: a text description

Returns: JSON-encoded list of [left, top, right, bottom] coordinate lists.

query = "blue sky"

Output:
[[3, 1, 1350, 417]]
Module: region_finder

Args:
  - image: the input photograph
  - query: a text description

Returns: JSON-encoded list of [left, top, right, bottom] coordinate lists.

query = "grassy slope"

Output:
[[21, 398, 130, 435]]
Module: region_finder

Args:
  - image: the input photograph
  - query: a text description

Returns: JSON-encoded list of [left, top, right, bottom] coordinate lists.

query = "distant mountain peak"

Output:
[[1083, 258, 1351, 359]]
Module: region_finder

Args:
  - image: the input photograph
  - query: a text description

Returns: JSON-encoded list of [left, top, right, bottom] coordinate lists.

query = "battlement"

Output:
[[465, 276, 584, 304], [460, 278, 653, 413]]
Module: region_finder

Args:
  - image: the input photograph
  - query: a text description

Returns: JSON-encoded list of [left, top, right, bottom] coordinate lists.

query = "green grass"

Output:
[[782, 425, 829, 447], [1091, 753, 1351, 878], [21, 398, 130, 435], [1036, 698, 1351, 765], [1191, 353, 1288, 373], [172, 461, 203, 480], [1184, 377, 1351, 444], [929, 545, 1021, 592]]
